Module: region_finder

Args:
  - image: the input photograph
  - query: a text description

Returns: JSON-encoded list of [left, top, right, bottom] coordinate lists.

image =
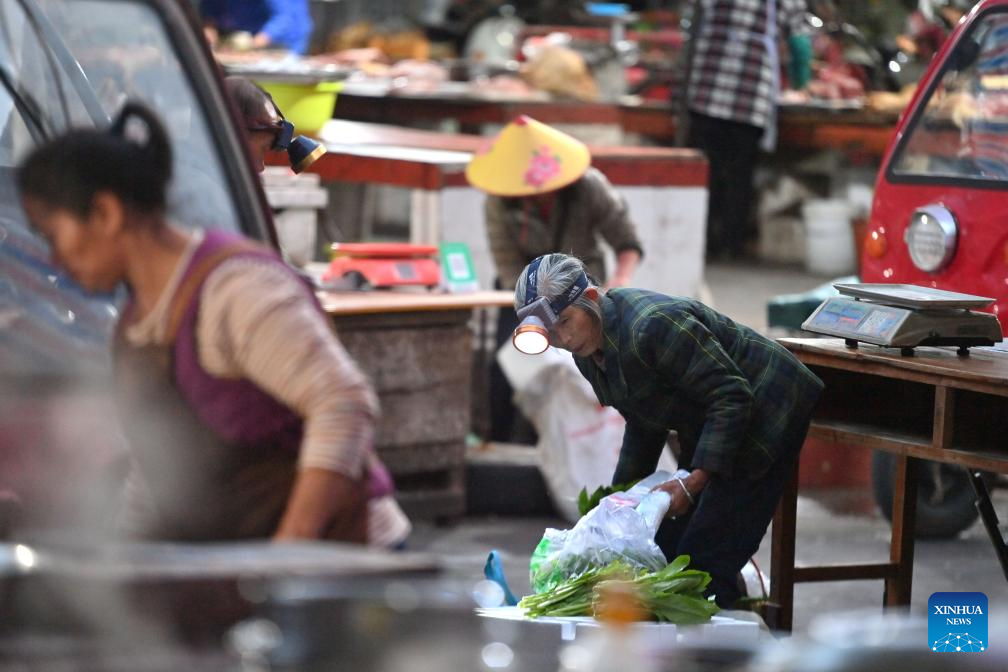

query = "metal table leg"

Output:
[[967, 469, 1008, 582]]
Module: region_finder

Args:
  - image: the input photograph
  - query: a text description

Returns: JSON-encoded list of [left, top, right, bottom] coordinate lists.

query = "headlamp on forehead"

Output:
[[512, 258, 589, 355], [513, 298, 557, 355], [248, 112, 325, 174]]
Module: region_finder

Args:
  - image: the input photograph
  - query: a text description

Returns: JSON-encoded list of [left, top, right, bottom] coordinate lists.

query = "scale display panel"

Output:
[[394, 262, 418, 279], [804, 297, 909, 342]]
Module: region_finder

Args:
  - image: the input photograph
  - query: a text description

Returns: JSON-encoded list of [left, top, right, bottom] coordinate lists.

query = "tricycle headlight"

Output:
[[905, 205, 958, 273]]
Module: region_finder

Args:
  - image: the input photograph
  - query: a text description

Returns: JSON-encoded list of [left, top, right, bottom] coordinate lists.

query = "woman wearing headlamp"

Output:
[[513, 253, 823, 608], [223, 77, 325, 174]]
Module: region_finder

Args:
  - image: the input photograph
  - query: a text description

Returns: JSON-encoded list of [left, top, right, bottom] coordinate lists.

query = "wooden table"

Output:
[[275, 120, 709, 300], [318, 288, 514, 315], [318, 289, 513, 519], [333, 89, 624, 129], [768, 338, 1008, 631], [331, 91, 898, 158], [298, 119, 709, 189], [622, 101, 899, 159]]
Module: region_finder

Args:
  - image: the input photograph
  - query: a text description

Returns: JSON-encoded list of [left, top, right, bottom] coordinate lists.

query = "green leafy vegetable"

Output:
[[529, 533, 666, 594], [576, 479, 640, 516], [519, 555, 721, 625], [520, 561, 639, 619]]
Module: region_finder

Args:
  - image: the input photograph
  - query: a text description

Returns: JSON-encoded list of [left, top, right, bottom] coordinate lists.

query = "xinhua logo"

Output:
[[929, 592, 988, 652]]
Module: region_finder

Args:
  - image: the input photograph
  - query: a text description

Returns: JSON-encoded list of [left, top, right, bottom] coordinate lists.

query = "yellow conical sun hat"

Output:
[[465, 116, 591, 197]]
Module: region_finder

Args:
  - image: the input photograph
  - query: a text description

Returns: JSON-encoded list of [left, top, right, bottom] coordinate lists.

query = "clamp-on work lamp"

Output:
[[512, 257, 590, 355]]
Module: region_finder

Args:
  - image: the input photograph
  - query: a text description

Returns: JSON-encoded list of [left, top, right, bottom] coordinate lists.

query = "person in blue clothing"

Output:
[[200, 0, 313, 55]]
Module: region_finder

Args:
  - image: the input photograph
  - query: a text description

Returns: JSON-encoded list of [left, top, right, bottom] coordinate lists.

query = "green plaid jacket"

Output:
[[574, 288, 823, 483]]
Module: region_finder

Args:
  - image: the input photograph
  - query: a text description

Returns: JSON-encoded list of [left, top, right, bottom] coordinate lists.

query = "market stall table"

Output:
[[332, 90, 899, 159], [302, 119, 708, 194], [767, 337, 1008, 631], [622, 101, 899, 159], [276, 119, 709, 300], [332, 87, 623, 129], [219, 55, 899, 159], [318, 288, 513, 519]]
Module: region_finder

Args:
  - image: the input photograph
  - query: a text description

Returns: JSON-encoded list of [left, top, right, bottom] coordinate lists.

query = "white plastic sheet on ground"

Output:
[[498, 342, 677, 522]]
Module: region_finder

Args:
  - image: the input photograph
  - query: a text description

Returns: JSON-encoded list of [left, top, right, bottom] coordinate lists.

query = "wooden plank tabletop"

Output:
[[288, 119, 708, 189], [332, 92, 899, 156], [318, 119, 705, 159], [300, 140, 471, 190], [318, 289, 514, 315], [334, 90, 624, 126], [780, 337, 1008, 393]]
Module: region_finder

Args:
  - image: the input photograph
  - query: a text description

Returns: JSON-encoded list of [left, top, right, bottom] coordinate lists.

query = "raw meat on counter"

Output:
[[806, 65, 866, 102]]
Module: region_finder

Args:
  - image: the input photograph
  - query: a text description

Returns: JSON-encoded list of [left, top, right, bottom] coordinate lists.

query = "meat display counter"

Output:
[[331, 92, 899, 159]]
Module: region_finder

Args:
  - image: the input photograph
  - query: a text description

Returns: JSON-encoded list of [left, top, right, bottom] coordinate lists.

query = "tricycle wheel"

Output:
[[871, 451, 991, 539]]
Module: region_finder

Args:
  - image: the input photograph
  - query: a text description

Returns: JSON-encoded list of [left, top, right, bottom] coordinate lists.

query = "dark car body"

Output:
[[0, 0, 276, 532]]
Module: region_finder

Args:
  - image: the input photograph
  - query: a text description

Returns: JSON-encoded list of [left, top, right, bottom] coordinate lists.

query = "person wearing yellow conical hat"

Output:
[[467, 115, 643, 443]]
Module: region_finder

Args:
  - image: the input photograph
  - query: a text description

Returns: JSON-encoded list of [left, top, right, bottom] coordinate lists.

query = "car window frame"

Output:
[[129, 0, 277, 246], [884, 3, 1008, 192]]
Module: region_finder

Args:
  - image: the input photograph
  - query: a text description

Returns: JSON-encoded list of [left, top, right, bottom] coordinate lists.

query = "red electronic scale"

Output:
[[324, 243, 442, 289]]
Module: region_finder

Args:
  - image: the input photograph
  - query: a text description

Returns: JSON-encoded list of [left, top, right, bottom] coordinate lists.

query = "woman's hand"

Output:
[[603, 249, 641, 289], [252, 31, 274, 50], [605, 271, 633, 289], [273, 467, 362, 541], [652, 468, 710, 518]]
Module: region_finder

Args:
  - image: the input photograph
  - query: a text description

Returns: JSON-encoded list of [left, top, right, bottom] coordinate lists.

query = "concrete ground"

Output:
[[409, 259, 1008, 636]]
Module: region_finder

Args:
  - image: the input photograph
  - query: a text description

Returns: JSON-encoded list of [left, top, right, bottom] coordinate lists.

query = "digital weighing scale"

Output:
[[323, 242, 442, 289], [801, 283, 1003, 355]]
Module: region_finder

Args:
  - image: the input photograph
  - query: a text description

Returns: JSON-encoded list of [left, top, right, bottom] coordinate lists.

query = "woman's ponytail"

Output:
[[109, 102, 173, 186], [18, 101, 173, 219]]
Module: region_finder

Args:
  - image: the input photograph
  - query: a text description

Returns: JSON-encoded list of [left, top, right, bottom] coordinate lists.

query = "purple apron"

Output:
[[113, 230, 388, 541]]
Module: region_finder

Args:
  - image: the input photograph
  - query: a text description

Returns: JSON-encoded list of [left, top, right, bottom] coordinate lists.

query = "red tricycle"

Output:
[[861, 0, 1008, 539]]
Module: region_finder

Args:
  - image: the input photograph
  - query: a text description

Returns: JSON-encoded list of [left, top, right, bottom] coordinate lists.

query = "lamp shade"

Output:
[[288, 135, 326, 174], [512, 315, 550, 354]]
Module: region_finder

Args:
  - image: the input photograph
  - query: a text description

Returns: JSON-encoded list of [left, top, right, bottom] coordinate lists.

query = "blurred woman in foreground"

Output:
[[17, 102, 409, 546]]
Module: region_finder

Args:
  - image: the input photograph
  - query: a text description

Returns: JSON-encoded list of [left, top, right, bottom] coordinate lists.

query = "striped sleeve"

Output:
[[196, 258, 379, 478]]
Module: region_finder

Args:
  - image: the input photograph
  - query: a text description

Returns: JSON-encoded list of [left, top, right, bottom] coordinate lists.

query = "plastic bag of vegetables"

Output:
[[520, 555, 720, 624], [529, 469, 688, 594]]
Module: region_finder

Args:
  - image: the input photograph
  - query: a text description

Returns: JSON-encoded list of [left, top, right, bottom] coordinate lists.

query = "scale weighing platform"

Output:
[[323, 242, 441, 290], [802, 283, 1003, 355]]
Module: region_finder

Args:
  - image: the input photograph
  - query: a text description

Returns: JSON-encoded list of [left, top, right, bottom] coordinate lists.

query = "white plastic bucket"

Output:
[[802, 199, 855, 276]]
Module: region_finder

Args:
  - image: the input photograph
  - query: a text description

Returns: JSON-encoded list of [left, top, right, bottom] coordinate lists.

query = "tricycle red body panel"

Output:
[[861, 0, 1008, 332]]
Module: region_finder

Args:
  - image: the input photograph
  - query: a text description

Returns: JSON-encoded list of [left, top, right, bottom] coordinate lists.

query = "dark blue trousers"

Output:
[[654, 434, 805, 608], [686, 111, 763, 259]]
